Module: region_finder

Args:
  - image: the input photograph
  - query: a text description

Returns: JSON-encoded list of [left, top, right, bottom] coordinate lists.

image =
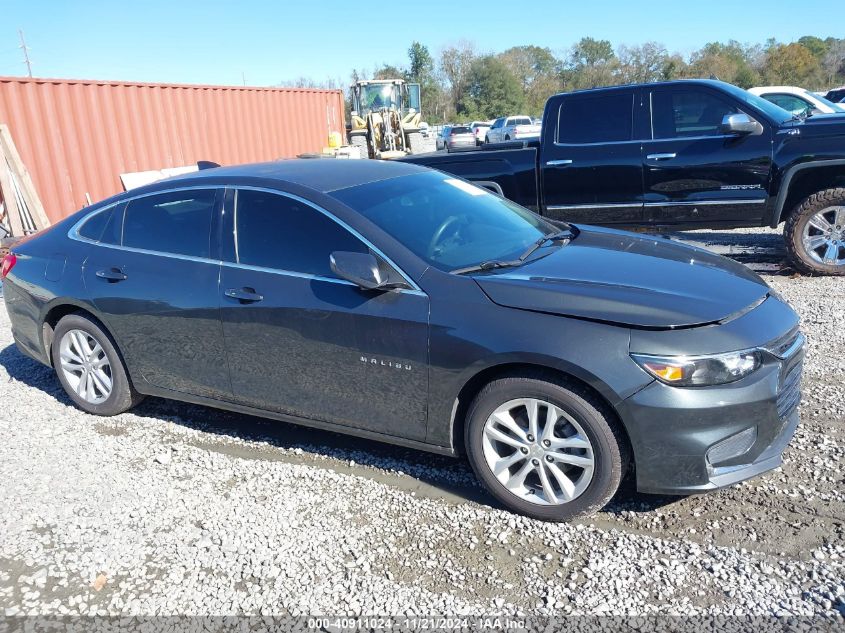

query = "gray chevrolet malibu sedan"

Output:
[[1, 160, 803, 521]]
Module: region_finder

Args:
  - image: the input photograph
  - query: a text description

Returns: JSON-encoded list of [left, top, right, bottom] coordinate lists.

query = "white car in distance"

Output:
[[485, 116, 541, 144], [748, 86, 845, 116]]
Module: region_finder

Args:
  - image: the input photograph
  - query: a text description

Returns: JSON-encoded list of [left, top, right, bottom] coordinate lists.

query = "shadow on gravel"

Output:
[[0, 341, 683, 518]]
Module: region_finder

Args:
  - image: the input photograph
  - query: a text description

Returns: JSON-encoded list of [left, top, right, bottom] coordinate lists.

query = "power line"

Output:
[[18, 30, 32, 77]]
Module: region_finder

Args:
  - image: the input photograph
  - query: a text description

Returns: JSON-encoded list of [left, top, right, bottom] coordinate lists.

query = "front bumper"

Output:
[[620, 332, 804, 495]]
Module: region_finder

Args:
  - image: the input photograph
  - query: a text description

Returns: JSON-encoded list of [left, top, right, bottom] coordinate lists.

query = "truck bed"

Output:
[[400, 141, 541, 211]]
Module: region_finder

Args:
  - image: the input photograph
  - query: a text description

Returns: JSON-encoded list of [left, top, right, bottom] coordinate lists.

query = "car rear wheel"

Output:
[[465, 373, 628, 521], [784, 188, 845, 276], [51, 312, 144, 416]]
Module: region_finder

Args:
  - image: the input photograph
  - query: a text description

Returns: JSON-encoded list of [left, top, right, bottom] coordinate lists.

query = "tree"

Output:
[[439, 40, 477, 119], [408, 41, 434, 81], [798, 36, 829, 60], [498, 46, 561, 115], [764, 43, 822, 86], [373, 64, 405, 80], [822, 39, 845, 87], [459, 56, 524, 120], [616, 42, 670, 84], [564, 37, 616, 89], [687, 41, 761, 88]]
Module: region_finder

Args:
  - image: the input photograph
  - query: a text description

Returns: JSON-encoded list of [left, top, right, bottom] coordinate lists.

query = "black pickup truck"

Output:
[[403, 79, 845, 275]]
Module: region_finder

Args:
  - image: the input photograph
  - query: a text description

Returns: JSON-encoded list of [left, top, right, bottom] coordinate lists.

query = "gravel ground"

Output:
[[0, 227, 843, 621]]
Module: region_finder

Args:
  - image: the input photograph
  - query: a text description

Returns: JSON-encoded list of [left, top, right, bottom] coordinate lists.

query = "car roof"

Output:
[[556, 78, 739, 97], [748, 86, 807, 94], [163, 158, 428, 193]]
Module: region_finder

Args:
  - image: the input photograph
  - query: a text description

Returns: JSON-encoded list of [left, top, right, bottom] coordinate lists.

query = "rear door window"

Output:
[[233, 189, 368, 278], [77, 203, 125, 245], [557, 92, 634, 144], [122, 189, 217, 258]]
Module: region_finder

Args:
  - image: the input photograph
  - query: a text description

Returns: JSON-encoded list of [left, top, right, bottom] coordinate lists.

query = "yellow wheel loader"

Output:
[[348, 79, 423, 159]]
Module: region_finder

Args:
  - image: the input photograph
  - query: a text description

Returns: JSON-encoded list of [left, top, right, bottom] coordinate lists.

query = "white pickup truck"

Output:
[[484, 115, 541, 144]]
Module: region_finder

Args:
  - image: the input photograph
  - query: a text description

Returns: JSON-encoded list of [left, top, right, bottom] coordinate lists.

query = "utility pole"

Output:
[[18, 30, 32, 78]]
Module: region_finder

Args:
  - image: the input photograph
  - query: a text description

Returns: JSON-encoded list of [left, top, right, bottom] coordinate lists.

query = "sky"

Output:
[[0, 0, 842, 87]]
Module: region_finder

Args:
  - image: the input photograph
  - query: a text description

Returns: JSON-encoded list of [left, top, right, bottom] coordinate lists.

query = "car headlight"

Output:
[[630, 350, 762, 387]]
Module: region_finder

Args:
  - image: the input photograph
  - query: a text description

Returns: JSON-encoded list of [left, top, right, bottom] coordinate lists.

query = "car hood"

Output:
[[473, 226, 770, 329], [787, 113, 845, 135]]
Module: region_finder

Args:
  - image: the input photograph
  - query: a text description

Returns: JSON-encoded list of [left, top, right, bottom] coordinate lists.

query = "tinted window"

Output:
[[122, 190, 216, 257], [235, 190, 367, 277], [651, 89, 740, 139], [332, 171, 556, 271], [78, 207, 113, 241], [451, 126, 471, 134], [510, 117, 532, 126], [558, 93, 633, 144], [764, 94, 810, 114]]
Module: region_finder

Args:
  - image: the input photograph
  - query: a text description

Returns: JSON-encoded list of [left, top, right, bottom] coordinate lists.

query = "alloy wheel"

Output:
[[482, 398, 595, 505], [802, 206, 845, 267], [59, 329, 113, 404]]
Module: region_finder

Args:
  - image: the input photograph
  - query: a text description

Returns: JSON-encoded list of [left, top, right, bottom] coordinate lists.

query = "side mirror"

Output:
[[720, 113, 763, 136], [330, 251, 389, 290]]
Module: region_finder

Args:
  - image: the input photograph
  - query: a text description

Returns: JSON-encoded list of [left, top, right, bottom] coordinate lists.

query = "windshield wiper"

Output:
[[517, 229, 574, 262], [451, 259, 521, 275], [451, 228, 576, 275]]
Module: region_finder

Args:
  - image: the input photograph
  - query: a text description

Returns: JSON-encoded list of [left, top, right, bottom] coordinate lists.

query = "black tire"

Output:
[[783, 187, 845, 276], [464, 372, 628, 521], [484, 135, 490, 144], [505, 135, 510, 141], [51, 312, 143, 416]]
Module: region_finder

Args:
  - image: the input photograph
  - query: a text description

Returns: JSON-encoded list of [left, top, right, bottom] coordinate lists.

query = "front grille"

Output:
[[777, 358, 803, 419]]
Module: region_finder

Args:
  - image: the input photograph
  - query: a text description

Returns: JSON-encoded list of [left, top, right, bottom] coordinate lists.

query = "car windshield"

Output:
[[331, 171, 558, 271], [811, 92, 845, 112], [721, 83, 796, 123], [451, 126, 471, 134]]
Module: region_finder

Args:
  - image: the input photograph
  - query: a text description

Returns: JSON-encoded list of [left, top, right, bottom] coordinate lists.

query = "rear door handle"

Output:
[[95, 268, 127, 282], [646, 152, 677, 161], [546, 159, 573, 167], [224, 287, 263, 303]]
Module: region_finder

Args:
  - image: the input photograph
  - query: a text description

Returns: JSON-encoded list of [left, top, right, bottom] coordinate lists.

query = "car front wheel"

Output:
[[465, 373, 628, 521], [784, 187, 845, 275], [51, 312, 144, 415]]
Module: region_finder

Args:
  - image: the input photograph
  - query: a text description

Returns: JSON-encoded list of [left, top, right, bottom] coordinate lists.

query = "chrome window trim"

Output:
[[68, 184, 426, 296], [68, 185, 226, 250], [554, 91, 638, 146], [643, 199, 766, 207], [546, 202, 643, 211], [230, 185, 424, 294]]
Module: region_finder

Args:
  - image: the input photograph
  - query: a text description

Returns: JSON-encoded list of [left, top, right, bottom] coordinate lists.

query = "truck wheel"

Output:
[[464, 372, 629, 521], [350, 135, 369, 159], [784, 188, 845, 276]]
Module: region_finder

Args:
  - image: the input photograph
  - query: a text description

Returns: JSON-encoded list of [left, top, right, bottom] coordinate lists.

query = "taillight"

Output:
[[1, 253, 16, 279]]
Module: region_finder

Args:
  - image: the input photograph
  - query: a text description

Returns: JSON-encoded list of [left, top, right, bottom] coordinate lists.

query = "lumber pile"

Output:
[[0, 123, 50, 240]]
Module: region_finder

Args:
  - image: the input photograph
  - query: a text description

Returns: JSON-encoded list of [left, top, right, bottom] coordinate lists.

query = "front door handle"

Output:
[[546, 159, 573, 167], [646, 152, 677, 161], [95, 268, 128, 282], [224, 287, 263, 303]]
